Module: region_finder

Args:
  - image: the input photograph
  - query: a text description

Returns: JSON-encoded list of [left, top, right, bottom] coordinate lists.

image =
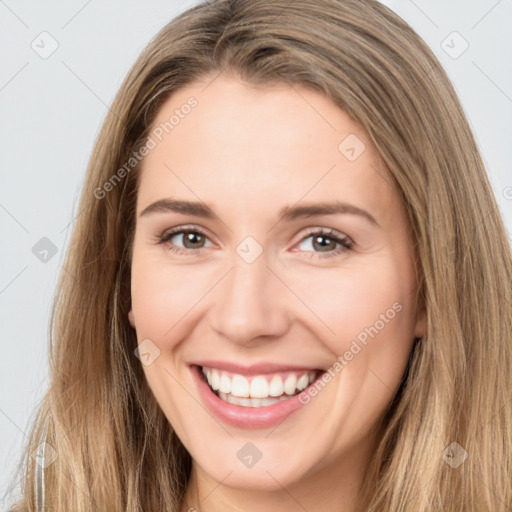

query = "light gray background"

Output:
[[1, 0, 511, 506]]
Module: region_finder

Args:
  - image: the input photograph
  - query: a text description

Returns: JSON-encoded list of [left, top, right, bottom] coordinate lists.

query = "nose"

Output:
[[208, 251, 291, 346]]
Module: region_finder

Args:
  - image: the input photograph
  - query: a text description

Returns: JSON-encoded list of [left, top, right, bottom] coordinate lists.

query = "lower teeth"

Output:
[[216, 390, 295, 408]]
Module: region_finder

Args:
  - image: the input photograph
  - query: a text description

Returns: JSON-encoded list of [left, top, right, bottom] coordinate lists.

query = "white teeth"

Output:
[[219, 374, 231, 393], [250, 376, 269, 398], [297, 374, 309, 391], [202, 366, 319, 402], [269, 375, 283, 397], [218, 391, 290, 407], [283, 375, 297, 395], [231, 374, 249, 397], [210, 369, 220, 390]]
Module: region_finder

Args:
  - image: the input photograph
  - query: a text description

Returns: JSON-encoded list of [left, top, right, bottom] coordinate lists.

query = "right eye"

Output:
[[157, 226, 215, 255]]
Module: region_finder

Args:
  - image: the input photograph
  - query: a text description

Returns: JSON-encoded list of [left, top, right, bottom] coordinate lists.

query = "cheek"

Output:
[[130, 250, 214, 343], [293, 258, 417, 363]]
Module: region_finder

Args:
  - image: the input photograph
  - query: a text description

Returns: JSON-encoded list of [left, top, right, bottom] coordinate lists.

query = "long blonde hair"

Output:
[[7, 0, 512, 510]]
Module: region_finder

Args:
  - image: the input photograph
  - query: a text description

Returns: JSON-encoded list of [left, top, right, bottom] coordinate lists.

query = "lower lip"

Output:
[[190, 364, 321, 429]]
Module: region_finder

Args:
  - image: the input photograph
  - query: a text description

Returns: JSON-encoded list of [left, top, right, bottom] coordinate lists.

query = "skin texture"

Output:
[[128, 73, 426, 512]]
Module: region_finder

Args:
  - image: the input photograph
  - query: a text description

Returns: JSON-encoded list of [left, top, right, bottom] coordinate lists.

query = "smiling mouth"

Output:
[[198, 365, 322, 408]]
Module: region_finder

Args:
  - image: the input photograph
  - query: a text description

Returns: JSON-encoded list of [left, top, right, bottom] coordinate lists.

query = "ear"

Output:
[[128, 307, 136, 328]]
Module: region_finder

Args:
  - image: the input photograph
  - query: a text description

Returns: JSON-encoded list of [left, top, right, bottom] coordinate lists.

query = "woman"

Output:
[[7, 0, 512, 510]]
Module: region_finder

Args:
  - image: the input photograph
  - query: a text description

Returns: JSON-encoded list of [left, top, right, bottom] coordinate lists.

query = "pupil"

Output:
[[313, 235, 334, 252], [184, 232, 204, 248]]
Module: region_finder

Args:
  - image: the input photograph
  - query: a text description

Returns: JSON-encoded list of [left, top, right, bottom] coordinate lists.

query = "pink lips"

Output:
[[190, 364, 322, 429]]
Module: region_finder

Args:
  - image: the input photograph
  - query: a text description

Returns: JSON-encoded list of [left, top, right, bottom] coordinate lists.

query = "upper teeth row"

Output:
[[202, 367, 317, 398]]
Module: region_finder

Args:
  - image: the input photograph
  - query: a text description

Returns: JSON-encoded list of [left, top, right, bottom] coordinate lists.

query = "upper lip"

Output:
[[191, 360, 322, 376]]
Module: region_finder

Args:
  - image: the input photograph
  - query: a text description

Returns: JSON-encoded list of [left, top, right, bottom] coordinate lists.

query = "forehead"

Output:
[[136, 74, 401, 226]]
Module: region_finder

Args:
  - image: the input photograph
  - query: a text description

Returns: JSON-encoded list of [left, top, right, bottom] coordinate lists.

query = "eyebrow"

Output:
[[140, 198, 216, 219], [139, 198, 379, 227]]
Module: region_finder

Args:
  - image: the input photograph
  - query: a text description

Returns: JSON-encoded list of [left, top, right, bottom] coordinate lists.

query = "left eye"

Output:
[[295, 229, 353, 257]]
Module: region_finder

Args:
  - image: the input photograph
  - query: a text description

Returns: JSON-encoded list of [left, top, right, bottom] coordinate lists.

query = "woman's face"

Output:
[[128, 73, 426, 496]]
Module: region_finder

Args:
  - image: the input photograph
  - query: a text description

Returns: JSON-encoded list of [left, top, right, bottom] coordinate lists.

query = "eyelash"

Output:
[[156, 225, 354, 259]]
